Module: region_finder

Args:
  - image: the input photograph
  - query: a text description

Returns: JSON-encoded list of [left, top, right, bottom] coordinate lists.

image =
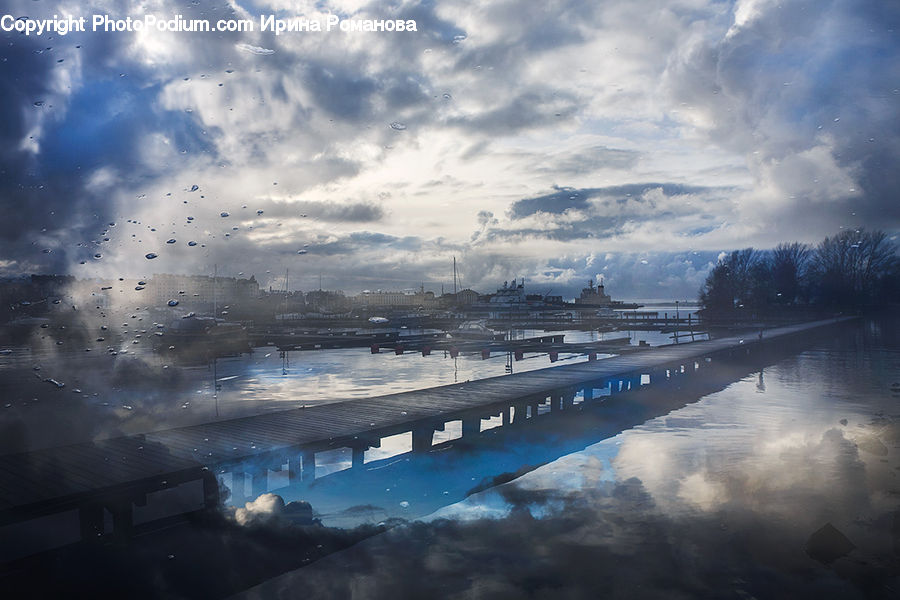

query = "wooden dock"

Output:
[[0, 318, 853, 541]]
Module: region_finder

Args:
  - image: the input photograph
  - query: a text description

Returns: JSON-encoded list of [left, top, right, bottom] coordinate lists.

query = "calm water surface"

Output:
[[242, 317, 900, 599], [0, 326, 674, 452]]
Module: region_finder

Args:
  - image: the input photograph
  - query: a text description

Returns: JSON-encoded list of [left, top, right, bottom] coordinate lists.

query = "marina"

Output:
[[0, 318, 852, 546]]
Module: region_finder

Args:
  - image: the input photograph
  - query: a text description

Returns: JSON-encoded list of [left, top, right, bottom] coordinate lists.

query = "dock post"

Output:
[[251, 468, 268, 497], [203, 470, 220, 509], [518, 402, 530, 423], [583, 386, 594, 402], [109, 499, 134, 540], [563, 390, 576, 408], [288, 456, 301, 484], [351, 445, 366, 468], [301, 451, 316, 482], [78, 502, 104, 541], [501, 407, 509, 426], [230, 471, 246, 504], [412, 428, 433, 452], [462, 416, 480, 437]]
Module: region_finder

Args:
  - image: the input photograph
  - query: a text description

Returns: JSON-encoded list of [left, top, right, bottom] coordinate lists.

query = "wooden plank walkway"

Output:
[[0, 317, 852, 530]]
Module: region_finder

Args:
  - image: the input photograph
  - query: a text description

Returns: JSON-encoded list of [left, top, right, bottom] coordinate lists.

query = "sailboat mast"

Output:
[[284, 268, 289, 316], [453, 256, 458, 296]]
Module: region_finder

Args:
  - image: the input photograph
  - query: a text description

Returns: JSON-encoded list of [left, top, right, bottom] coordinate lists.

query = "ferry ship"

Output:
[[574, 279, 642, 310]]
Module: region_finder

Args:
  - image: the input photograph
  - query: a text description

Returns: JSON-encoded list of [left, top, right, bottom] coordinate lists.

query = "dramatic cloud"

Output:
[[1, 0, 897, 299]]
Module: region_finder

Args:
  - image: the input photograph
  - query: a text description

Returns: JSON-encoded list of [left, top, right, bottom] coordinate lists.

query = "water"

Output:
[[238, 317, 900, 598], [1, 326, 631, 453], [4, 318, 897, 597]]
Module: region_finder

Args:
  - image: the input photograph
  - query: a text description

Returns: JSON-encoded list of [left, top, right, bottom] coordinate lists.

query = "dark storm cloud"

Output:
[[0, 24, 112, 273], [508, 183, 724, 219], [304, 63, 380, 121], [0, 0, 227, 274], [508, 185, 592, 217]]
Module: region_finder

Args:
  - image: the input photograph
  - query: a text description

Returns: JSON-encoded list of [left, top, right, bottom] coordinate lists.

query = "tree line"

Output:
[[699, 229, 900, 313]]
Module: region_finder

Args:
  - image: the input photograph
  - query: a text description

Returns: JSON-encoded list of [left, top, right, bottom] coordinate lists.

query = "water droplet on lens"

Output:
[[188, 241, 197, 247], [145, 253, 158, 259], [190, 185, 199, 192], [256, 209, 264, 215], [220, 212, 229, 217], [389, 122, 407, 130], [167, 238, 176, 244], [167, 300, 179, 307]]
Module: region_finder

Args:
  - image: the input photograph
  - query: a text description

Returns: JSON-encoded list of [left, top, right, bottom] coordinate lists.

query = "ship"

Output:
[[573, 279, 642, 310]]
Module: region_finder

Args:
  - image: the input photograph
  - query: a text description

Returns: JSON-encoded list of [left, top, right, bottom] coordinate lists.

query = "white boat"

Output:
[[449, 320, 501, 340]]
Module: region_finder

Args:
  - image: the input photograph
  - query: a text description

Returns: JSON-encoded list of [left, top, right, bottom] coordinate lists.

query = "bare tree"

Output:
[[771, 242, 810, 303], [813, 229, 896, 305], [699, 248, 760, 311]]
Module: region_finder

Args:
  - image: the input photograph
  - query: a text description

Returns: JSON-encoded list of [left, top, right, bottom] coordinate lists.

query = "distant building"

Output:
[[305, 289, 350, 313], [144, 274, 259, 309], [353, 287, 437, 309], [454, 289, 480, 305]]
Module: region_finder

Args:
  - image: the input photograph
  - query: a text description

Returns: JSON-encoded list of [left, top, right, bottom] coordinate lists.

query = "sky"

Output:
[[1, 0, 898, 300]]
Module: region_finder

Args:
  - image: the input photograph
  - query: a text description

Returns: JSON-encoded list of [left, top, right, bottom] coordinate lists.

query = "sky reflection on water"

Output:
[[240, 318, 900, 599]]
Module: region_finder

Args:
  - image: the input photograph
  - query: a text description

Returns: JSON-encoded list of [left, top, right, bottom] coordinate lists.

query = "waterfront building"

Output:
[[353, 287, 437, 309]]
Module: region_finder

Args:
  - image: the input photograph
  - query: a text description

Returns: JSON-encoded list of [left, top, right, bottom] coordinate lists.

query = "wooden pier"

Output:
[[0, 318, 853, 544]]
